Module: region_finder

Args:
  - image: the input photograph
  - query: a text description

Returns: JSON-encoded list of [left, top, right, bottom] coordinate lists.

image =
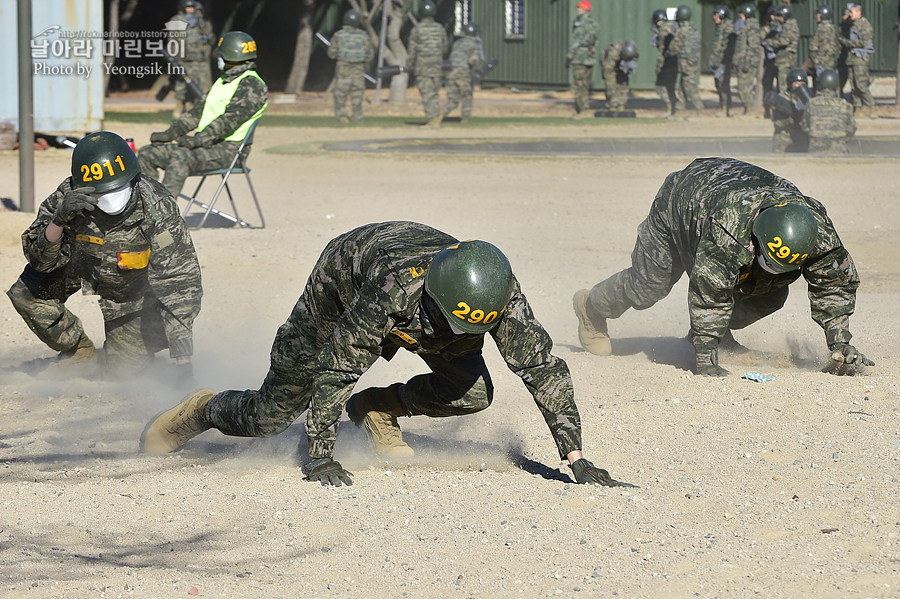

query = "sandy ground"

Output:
[[1, 88, 899, 598]]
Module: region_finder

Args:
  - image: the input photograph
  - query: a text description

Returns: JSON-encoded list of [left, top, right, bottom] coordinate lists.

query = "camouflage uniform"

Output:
[[808, 20, 838, 78], [443, 34, 481, 120], [327, 25, 373, 122], [839, 16, 875, 108], [771, 88, 808, 153], [204, 221, 582, 462], [802, 89, 856, 153], [652, 21, 679, 113], [667, 20, 703, 111], [584, 158, 859, 370], [6, 177, 202, 375], [167, 8, 215, 111], [733, 16, 762, 110], [138, 62, 268, 196], [600, 41, 636, 111], [710, 16, 736, 114], [773, 18, 800, 92], [566, 12, 599, 114], [761, 20, 779, 108], [406, 17, 450, 119]]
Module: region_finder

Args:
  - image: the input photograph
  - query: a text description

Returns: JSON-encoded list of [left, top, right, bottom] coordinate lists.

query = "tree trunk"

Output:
[[284, 0, 315, 94], [386, 0, 410, 103], [895, 14, 899, 109]]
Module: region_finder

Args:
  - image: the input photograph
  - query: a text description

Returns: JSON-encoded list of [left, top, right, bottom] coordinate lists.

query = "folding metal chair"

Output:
[[179, 120, 265, 229]]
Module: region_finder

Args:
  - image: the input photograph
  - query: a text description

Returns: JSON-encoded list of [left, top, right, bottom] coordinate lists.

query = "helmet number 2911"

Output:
[[767, 236, 808, 264], [81, 155, 127, 183]]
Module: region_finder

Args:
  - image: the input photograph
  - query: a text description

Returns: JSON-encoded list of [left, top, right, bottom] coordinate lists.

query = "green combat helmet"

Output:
[[752, 203, 818, 273], [651, 9, 668, 24], [424, 240, 514, 334], [621, 40, 639, 61], [738, 3, 757, 19], [676, 5, 692, 22], [217, 31, 257, 62], [817, 68, 839, 91], [786, 67, 807, 85], [816, 5, 833, 21], [70, 131, 140, 193], [343, 9, 362, 28], [713, 5, 731, 20], [419, 0, 436, 19], [777, 4, 792, 19], [463, 22, 479, 37]]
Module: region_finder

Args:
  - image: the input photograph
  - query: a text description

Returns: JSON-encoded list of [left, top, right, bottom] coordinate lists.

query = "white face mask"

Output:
[[96, 183, 133, 215], [448, 321, 467, 335], [216, 55, 225, 71], [757, 253, 782, 275]]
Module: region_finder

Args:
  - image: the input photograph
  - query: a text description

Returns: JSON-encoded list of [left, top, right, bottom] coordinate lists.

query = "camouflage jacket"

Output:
[[840, 17, 874, 66], [302, 221, 582, 461], [710, 18, 736, 69], [809, 21, 838, 71], [567, 13, 598, 65], [407, 18, 449, 76], [667, 21, 701, 68], [653, 21, 676, 73], [733, 17, 762, 73], [801, 92, 856, 140], [652, 158, 859, 356], [169, 62, 268, 146], [167, 10, 216, 63], [772, 18, 800, 67], [328, 26, 373, 65], [449, 35, 481, 72], [21, 176, 203, 358]]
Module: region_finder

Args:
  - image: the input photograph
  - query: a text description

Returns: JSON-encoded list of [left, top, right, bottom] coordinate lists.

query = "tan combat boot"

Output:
[[42, 334, 98, 377], [573, 289, 612, 356], [140, 389, 215, 454], [346, 386, 414, 458], [425, 111, 445, 129]]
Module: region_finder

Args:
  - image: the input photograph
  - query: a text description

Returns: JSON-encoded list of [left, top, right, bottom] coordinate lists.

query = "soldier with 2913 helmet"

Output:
[[141, 221, 634, 489], [327, 9, 373, 123], [573, 157, 872, 377], [138, 31, 268, 197], [7, 132, 202, 379]]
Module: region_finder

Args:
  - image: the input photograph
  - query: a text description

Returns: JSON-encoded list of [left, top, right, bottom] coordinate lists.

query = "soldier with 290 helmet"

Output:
[[7, 131, 202, 379], [141, 221, 634, 488], [574, 157, 872, 376], [138, 30, 268, 197]]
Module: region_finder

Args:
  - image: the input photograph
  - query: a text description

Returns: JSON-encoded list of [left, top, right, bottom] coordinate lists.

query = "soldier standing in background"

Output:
[[406, 0, 450, 128], [327, 10, 374, 123], [573, 157, 872, 377], [709, 5, 736, 117], [167, 0, 215, 118], [651, 9, 678, 116], [802, 68, 856, 153], [837, 7, 853, 97], [838, 3, 876, 116], [600, 40, 639, 111], [807, 5, 839, 90], [769, 67, 811, 153], [141, 222, 635, 489], [443, 23, 483, 122], [772, 5, 800, 94], [733, 3, 763, 116], [761, 6, 779, 116], [565, 0, 599, 119], [667, 5, 703, 118]]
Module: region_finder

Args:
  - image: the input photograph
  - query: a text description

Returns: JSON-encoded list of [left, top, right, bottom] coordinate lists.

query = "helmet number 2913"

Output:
[[766, 236, 808, 264]]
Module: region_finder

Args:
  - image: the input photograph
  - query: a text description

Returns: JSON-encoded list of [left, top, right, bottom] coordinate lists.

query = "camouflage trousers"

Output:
[[602, 66, 630, 110], [677, 64, 702, 111], [736, 67, 760, 109], [762, 58, 777, 102], [772, 121, 808, 153], [847, 63, 874, 108], [416, 74, 443, 119], [775, 62, 794, 96], [205, 294, 494, 457], [714, 66, 733, 112], [137, 141, 241, 197], [571, 64, 593, 113], [444, 68, 474, 119], [333, 62, 366, 121], [655, 63, 679, 113], [7, 264, 168, 375], [809, 137, 849, 154]]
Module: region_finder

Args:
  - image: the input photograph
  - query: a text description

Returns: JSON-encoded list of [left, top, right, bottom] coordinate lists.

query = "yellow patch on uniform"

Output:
[[408, 266, 425, 278], [739, 272, 751, 281], [117, 248, 151, 270], [389, 330, 417, 345], [75, 234, 104, 245], [155, 230, 175, 249]]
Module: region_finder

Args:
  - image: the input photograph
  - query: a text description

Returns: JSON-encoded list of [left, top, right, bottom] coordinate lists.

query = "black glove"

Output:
[[570, 459, 637, 488], [52, 187, 97, 226], [150, 130, 175, 143], [303, 458, 353, 487], [695, 348, 730, 377], [828, 343, 874, 367], [564, 57, 572, 70], [176, 135, 203, 149]]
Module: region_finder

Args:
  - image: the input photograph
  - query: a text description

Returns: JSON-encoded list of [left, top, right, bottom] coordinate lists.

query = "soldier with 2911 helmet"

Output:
[[141, 221, 634, 489], [138, 31, 268, 197], [574, 157, 872, 377], [7, 131, 202, 379]]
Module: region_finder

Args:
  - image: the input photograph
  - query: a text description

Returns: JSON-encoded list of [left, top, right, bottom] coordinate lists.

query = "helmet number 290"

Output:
[[766, 236, 808, 264], [81, 155, 127, 183], [452, 301, 499, 326]]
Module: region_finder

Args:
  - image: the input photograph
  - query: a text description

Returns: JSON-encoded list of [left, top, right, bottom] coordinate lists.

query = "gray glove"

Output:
[[303, 458, 353, 487], [570, 458, 637, 488], [52, 187, 97, 226], [150, 130, 175, 143], [829, 343, 874, 367]]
